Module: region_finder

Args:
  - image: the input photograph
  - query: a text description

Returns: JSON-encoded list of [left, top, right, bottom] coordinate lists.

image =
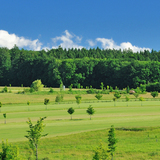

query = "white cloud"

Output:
[[87, 39, 96, 47], [95, 38, 151, 52], [0, 30, 42, 51], [51, 30, 83, 49]]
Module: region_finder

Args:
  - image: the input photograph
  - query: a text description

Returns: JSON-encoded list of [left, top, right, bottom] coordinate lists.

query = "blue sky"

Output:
[[0, 0, 160, 52]]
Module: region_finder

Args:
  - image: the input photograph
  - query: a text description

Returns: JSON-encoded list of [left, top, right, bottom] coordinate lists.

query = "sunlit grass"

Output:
[[0, 87, 160, 159]]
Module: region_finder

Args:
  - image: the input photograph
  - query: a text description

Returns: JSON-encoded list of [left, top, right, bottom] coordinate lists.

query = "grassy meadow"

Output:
[[0, 87, 160, 159]]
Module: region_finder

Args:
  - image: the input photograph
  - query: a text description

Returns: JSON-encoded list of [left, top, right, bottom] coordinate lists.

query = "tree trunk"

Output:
[[36, 144, 38, 160]]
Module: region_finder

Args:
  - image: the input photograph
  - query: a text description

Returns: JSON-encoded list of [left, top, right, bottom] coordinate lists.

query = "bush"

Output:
[[95, 93, 103, 100], [87, 88, 98, 94], [0, 140, 20, 159], [114, 91, 121, 99], [151, 91, 158, 98], [2, 86, 8, 93], [140, 84, 146, 93], [110, 86, 113, 92], [55, 95, 63, 103], [134, 93, 139, 99], [30, 79, 44, 92], [49, 87, 54, 93]]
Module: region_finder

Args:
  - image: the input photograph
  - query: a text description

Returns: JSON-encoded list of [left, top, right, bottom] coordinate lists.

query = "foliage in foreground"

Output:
[[93, 142, 111, 160], [0, 140, 20, 160], [108, 125, 117, 159], [25, 117, 48, 160]]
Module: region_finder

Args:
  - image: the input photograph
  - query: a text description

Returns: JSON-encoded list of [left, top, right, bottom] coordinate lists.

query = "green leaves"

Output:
[[0, 140, 20, 160], [67, 107, 75, 120], [30, 79, 44, 92], [75, 95, 82, 106], [151, 91, 158, 98], [114, 92, 121, 99], [25, 117, 48, 159], [108, 125, 117, 157], [95, 93, 103, 100], [86, 105, 95, 120]]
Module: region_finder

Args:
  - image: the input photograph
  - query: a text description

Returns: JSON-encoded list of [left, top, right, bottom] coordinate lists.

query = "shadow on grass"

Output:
[[70, 119, 83, 121]]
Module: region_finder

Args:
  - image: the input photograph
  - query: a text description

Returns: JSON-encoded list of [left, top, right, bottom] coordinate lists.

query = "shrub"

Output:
[[2, 86, 8, 93], [140, 84, 146, 93], [0, 140, 20, 159], [93, 142, 111, 160], [77, 83, 80, 89], [134, 93, 139, 99], [87, 88, 97, 94], [55, 95, 63, 103], [151, 91, 159, 98], [139, 97, 144, 101], [95, 93, 103, 100], [30, 79, 44, 92], [68, 84, 73, 92], [29, 88, 35, 93], [49, 87, 54, 93], [110, 86, 113, 92], [114, 92, 121, 99]]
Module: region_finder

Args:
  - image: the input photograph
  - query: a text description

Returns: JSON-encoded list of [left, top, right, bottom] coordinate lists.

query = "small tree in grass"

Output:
[[108, 125, 117, 160], [67, 107, 75, 120], [134, 93, 139, 99], [125, 96, 130, 106], [114, 92, 121, 99], [55, 95, 63, 103], [3, 113, 6, 124], [75, 95, 82, 107], [27, 101, 30, 111], [86, 105, 95, 120], [92, 142, 111, 160], [44, 98, 49, 110], [139, 97, 144, 106], [25, 117, 48, 160], [2, 86, 8, 93], [95, 93, 103, 100], [100, 82, 104, 90], [0, 102, 2, 112], [151, 91, 158, 99], [113, 98, 116, 106], [0, 140, 20, 160]]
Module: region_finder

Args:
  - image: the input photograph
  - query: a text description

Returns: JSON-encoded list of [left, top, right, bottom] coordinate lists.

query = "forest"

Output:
[[0, 45, 160, 89]]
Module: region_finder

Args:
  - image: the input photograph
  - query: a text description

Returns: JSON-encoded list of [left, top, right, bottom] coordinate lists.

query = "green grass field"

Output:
[[0, 87, 160, 159]]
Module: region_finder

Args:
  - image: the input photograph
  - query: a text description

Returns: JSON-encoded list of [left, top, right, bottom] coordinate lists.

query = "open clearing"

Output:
[[0, 88, 160, 159]]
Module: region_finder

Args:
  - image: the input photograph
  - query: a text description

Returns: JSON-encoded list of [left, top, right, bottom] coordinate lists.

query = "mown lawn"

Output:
[[0, 89, 160, 159]]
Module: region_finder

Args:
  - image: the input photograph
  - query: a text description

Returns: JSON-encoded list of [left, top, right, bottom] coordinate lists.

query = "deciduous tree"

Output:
[[67, 107, 75, 120], [44, 98, 49, 110], [75, 95, 82, 107], [3, 113, 6, 124], [25, 117, 48, 160], [95, 93, 103, 100], [151, 91, 158, 98], [86, 105, 95, 120]]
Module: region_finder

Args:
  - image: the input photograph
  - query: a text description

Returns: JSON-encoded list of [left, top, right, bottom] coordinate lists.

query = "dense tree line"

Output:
[[0, 45, 160, 89]]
